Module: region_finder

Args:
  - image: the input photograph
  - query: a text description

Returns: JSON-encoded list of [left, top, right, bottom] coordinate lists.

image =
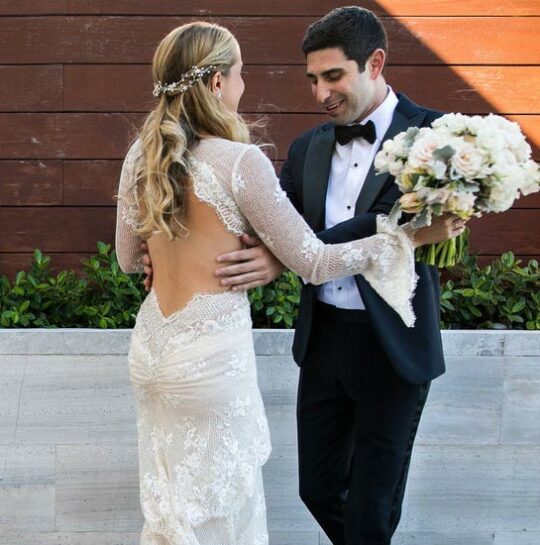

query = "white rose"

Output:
[[520, 160, 540, 196], [392, 132, 411, 157], [375, 143, 405, 176], [490, 148, 518, 167], [446, 191, 477, 214], [450, 142, 486, 180], [466, 115, 486, 136], [476, 127, 506, 153], [491, 161, 524, 184], [439, 113, 469, 134], [487, 182, 519, 212], [374, 149, 390, 172], [388, 159, 406, 177], [408, 132, 442, 169], [508, 137, 532, 163], [486, 114, 515, 132], [381, 138, 397, 155]]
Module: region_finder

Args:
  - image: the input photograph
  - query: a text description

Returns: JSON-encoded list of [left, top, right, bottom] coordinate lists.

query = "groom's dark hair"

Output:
[[302, 6, 388, 72]]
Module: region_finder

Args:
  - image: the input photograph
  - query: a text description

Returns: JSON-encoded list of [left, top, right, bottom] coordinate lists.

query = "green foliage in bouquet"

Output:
[[0, 243, 144, 328], [441, 250, 540, 330]]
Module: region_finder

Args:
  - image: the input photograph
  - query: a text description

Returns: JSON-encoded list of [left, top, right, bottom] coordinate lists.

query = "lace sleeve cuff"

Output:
[[359, 215, 419, 327]]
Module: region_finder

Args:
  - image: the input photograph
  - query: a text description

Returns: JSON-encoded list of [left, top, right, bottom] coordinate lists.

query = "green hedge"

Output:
[[1, 241, 538, 330]]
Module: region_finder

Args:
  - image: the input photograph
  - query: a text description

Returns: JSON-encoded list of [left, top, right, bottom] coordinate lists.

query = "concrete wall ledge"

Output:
[[1, 328, 539, 357]]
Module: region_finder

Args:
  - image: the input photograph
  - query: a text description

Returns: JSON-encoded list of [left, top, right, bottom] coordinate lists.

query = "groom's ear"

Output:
[[367, 49, 386, 80]]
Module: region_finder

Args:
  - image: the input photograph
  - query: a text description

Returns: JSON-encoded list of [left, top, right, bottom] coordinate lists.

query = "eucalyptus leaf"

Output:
[[432, 145, 456, 162]]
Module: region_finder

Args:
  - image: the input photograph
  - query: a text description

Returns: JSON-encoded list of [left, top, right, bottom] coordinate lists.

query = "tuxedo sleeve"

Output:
[[316, 178, 402, 244]]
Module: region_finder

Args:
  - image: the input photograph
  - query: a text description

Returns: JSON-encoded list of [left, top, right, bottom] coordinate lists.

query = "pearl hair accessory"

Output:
[[153, 65, 216, 97]]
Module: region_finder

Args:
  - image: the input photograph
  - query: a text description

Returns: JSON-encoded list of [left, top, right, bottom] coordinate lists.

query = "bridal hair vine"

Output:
[[152, 65, 216, 97]]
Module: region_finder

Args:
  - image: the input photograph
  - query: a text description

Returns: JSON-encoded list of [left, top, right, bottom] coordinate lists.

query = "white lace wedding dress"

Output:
[[115, 137, 417, 545]]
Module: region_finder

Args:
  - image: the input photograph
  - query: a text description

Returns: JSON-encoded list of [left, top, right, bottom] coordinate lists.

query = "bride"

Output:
[[115, 21, 462, 545]]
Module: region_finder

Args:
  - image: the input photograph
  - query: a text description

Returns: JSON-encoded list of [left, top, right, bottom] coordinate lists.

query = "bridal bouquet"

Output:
[[375, 113, 540, 267]]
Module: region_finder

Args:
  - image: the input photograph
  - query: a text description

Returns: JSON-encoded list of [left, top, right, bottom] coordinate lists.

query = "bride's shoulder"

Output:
[[197, 138, 268, 165]]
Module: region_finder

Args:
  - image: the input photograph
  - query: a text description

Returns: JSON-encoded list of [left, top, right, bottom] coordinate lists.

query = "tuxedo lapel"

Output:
[[355, 97, 427, 214], [303, 126, 335, 230]]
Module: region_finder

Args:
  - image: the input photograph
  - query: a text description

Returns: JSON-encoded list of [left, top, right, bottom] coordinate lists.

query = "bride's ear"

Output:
[[210, 71, 223, 98]]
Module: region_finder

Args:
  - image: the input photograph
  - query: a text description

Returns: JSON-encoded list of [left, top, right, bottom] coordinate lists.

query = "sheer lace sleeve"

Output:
[[231, 145, 418, 327], [115, 140, 144, 274]]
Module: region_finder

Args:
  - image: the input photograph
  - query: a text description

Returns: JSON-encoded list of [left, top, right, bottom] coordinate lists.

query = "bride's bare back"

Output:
[[145, 188, 242, 317]]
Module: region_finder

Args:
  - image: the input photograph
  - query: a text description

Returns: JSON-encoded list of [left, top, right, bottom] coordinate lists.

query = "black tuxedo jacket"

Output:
[[279, 93, 445, 384]]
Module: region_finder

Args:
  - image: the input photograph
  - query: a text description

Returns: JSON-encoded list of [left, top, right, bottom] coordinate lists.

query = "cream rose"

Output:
[[408, 133, 442, 169], [450, 142, 486, 180]]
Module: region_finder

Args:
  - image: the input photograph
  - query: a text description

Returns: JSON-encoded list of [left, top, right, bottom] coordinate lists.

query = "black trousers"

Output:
[[297, 302, 430, 545]]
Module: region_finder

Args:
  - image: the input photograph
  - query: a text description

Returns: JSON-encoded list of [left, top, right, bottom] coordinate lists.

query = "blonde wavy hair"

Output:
[[134, 22, 251, 240]]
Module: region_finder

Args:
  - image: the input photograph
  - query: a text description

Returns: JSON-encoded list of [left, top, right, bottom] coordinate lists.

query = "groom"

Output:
[[214, 7, 446, 545]]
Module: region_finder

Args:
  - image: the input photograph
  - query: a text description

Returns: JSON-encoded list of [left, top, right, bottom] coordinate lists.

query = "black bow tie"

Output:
[[334, 120, 377, 146]]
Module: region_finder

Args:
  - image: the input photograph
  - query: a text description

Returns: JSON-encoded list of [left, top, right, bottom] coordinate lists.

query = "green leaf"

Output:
[[432, 145, 455, 162], [501, 252, 515, 268], [508, 315, 524, 323]]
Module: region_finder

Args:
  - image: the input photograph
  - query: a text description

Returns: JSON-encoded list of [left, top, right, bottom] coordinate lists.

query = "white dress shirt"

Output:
[[317, 87, 399, 309]]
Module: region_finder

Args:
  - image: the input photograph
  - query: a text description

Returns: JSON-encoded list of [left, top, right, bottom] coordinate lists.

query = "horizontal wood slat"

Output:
[[0, 113, 538, 161], [62, 65, 540, 115], [2, 1, 538, 17], [3, 64, 539, 116], [0, 208, 539, 257], [0, 252, 95, 279], [468, 210, 540, 256], [1, 16, 539, 65], [0, 0, 67, 15], [0, 65, 63, 111], [1, 158, 533, 208], [0, 113, 144, 159], [0, 207, 116, 252], [1, 207, 538, 269], [63, 160, 123, 206], [0, 160, 62, 205]]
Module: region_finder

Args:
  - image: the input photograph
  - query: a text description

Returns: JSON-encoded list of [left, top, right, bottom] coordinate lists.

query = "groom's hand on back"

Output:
[[215, 234, 285, 291]]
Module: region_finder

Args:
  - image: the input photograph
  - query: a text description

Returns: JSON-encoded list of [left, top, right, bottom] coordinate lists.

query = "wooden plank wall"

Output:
[[0, 1, 539, 277]]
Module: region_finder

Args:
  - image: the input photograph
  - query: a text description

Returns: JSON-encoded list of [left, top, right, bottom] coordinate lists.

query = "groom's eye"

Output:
[[323, 70, 343, 82]]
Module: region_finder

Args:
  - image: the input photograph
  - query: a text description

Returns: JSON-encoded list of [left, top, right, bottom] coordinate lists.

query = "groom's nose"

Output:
[[315, 83, 331, 104]]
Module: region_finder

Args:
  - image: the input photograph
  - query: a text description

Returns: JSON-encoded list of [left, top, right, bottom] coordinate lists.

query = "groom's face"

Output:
[[306, 47, 376, 125]]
